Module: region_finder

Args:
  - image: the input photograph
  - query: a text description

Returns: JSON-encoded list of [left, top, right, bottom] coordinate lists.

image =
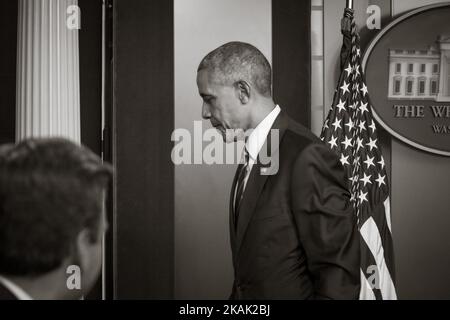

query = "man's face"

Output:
[[197, 69, 246, 142]]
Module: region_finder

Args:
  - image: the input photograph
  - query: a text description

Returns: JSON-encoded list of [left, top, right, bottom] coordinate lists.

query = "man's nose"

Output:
[[202, 103, 211, 120]]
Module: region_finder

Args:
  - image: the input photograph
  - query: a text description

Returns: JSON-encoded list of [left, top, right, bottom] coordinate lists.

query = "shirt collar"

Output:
[[0, 275, 33, 300], [246, 105, 281, 161]]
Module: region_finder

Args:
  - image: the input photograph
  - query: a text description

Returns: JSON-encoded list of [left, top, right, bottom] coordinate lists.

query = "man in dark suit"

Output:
[[197, 42, 360, 300], [0, 138, 112, 300]]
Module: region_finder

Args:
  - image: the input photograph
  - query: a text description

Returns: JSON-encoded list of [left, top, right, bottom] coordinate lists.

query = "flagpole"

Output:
[[346, 0, 353, 9]]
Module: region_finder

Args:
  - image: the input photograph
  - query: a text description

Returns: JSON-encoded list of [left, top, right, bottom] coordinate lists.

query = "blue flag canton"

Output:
[[320, 24, 389, 224]]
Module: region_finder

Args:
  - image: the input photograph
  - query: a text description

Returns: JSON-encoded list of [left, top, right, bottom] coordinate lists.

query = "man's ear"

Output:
[[235, 80, 251, 104]]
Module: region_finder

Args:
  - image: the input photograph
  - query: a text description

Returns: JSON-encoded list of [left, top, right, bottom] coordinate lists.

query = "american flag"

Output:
[[320, 9, 397, 300]]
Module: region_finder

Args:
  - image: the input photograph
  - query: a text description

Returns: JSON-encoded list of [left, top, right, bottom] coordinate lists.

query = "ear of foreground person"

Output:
[[0, 138, 113, 300]]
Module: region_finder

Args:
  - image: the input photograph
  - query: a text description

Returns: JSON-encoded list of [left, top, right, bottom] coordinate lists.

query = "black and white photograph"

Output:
[[0, 0, 449, 310]]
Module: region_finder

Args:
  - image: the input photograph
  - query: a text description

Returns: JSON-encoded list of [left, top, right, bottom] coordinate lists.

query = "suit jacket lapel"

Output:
[[235, 111, 289, 254]]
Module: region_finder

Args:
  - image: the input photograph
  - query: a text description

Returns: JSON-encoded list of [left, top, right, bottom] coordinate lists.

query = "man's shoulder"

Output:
[[280, 116, 324, 154]]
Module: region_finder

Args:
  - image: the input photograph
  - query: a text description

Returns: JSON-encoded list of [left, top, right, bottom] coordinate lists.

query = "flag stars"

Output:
[[356, 137, 364, 152], [367, 138, 378, 151], [345, 118, 355, 131], [319, 36, 390, 212], [378, 157, 386, 170], [350, 190, 359, 203], [360, 173, 372, 187], [345, 63, 353, 77], [341, 136, 353, 150], [328, 135, 338, 149], [349, 174, 359, 184], [341, 81, 350, 95], [340, 154, 350, 166], [359, 120, 367, 132], [354, 64, 361, 77], [369, 121, 377, 134], [359, 191, 368, 203], [376, 174, 386, 187], [359, 102, 369, 114], [360, 83, 368, 96], [364, 155, 375, 169], [332, 118, 342, 131], [336, 99, 346, 113], [319, 33, 392, 234]]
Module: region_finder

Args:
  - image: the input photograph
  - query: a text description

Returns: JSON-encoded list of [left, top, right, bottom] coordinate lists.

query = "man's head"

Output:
[[197, 42, 273, 142], [0, 138, 113, 299]]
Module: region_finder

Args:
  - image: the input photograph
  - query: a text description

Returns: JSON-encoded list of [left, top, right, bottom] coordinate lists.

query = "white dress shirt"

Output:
[[0, 275, 33, 300], [242, 105, 281, 191]]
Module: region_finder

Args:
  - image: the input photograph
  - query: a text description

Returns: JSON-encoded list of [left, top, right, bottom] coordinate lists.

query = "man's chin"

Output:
[[222, 132, 233, 144], [216, 127, 245, 143], [213, 126, 229, 143], [223, 130, 237, 144]]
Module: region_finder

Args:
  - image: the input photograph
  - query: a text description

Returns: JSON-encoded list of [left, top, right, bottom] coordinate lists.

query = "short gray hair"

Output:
[[198, 42, 272, 97]]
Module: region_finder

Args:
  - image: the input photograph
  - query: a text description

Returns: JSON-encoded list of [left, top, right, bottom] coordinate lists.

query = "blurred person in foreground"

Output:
[[0, 138, 112, 300]]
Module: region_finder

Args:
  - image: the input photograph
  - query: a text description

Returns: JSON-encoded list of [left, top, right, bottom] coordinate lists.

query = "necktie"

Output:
[[234, 148, 249, 225]]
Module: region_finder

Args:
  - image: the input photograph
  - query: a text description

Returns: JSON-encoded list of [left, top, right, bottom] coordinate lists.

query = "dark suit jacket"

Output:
[[229, 111, 360, 300], [0, 282, 18, 300]]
